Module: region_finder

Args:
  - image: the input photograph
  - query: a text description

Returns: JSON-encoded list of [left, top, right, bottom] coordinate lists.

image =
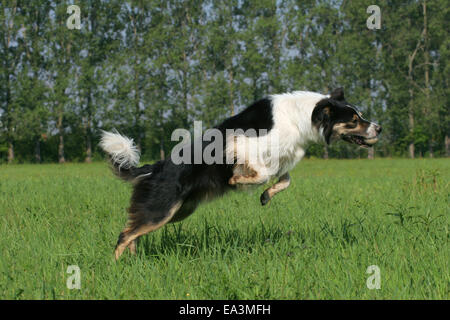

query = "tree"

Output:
[[0, 0, 448, 162], [18, 0, 52, 162], [0, 1, 22, 163], [48, 1, 81, 163], [76, 0, 122, 162]]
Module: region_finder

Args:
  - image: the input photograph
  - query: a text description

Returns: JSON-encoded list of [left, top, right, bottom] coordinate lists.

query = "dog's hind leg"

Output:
[[260, 172, 290, 206], [127, 240, 136, 255], [114, 200, 183, 260]]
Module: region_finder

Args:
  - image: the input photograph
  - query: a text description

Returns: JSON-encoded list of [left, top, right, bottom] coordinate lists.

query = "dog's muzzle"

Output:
[[342, 123, 382, 147]]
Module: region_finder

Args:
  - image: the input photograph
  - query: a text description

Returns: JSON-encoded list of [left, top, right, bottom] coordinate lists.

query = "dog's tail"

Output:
[[100, 130, 153, 183]]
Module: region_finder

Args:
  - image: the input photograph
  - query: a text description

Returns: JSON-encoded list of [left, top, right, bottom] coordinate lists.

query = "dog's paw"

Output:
[[229, 177, 237, 185], [260, 191, 271, 206]]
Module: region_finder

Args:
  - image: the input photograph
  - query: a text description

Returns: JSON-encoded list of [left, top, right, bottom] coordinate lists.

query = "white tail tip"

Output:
[[99, 130, 140, 169]]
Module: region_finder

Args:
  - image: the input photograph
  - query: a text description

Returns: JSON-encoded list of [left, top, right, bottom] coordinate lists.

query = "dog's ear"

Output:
[[312, 102, 334, 144], [330, 88, 345, 101]]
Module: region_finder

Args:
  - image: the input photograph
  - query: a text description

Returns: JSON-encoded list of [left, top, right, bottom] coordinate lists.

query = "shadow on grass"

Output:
[[131, 209, 447, 261], [136, 220, 301, 260]]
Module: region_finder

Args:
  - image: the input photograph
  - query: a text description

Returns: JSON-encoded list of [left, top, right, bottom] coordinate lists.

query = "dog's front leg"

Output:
[[260, 172, 290, 206]]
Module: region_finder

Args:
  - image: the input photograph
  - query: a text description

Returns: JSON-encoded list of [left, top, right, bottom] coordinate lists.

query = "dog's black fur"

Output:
[[108, 98, 276, 258], [117, 98, 276, 227]]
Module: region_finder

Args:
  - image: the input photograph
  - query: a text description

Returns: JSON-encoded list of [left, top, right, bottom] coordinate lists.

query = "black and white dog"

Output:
[[100, 88, 381, 259]]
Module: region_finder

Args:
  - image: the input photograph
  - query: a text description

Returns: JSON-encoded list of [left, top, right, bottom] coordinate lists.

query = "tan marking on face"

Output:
[[332, 118, 370, 137]]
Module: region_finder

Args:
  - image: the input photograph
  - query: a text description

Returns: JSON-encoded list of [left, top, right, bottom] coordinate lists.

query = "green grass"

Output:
[[0, 159, 448, 299]]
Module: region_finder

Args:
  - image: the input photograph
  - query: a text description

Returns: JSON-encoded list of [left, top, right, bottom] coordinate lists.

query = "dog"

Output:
[[100, 88, 381, 260]]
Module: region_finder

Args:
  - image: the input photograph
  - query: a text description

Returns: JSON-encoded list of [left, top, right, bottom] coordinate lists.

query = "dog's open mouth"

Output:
[[342, 134, 378, 148]]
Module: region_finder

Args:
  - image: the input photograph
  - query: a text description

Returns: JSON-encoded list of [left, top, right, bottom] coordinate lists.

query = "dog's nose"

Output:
[[376, 125, 382, 134]]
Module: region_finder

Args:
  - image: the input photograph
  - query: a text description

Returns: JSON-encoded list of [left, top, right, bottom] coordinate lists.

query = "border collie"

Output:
[[100, 88, 381, 260]]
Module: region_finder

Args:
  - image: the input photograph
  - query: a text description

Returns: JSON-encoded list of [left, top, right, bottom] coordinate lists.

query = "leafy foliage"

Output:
[[0, 0, 448, 163]]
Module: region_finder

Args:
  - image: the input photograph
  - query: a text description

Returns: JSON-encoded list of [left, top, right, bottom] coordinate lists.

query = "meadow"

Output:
[[0, 159, 448, 299]]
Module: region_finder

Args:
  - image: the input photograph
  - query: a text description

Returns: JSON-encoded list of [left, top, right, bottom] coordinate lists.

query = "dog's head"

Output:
[[312, 88, 382, 147]]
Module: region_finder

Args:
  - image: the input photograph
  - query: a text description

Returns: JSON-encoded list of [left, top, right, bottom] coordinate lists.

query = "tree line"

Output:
[[1, 0, 448, 164]]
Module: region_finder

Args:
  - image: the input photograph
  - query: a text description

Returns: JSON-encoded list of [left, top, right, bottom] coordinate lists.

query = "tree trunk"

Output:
[[406, 18, 421, 159], [35, 138, 41, 163], [160, 136, 165, 160], [228, 69, 235, 116], [84, 117, 92, 162], [445, 135, 450, 157], [182, 50, 189, 128], [7, 142, 14, 164], [5, 5, 16, 164], [5, 67, 14, 164], [134, 72, 141, 151], [85, 135, 92, 163], [323, 145, 329, 159], [226, 6, 235, 117], [84, 7, 96, 164], [6, 80, 14, 163], [57, 111, 65, 163], [59, 134, 65, 163], [408, 141, 415, 159], [422, 1, 433, 159], [368, 147, 374, 159], [132, 19, 142, 152], [408, 89, 415, 159], [6, 82, 14, 163], [85, 90, 92, 163]]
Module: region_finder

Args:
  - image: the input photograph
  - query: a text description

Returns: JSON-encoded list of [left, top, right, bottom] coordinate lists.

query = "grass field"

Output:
[[0, 159, 448, 299]]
